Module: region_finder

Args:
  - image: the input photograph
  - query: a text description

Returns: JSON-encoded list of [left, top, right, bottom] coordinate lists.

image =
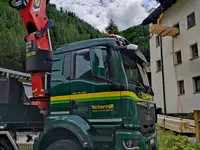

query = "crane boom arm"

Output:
[[9, 0, 53, 114]]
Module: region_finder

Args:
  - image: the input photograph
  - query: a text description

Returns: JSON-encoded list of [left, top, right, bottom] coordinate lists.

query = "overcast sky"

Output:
[[50, 0, 159, 32]]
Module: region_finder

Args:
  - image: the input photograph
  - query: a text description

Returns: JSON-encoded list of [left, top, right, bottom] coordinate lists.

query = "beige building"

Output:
[[142, 0, 200, 113]]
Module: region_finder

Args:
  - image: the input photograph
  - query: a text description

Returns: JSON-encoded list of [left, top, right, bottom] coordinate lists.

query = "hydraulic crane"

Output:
[[9, 0, 53, 114]]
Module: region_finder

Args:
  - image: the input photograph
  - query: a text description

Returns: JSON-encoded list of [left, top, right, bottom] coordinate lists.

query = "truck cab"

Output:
[[34, 38, 157, 150]]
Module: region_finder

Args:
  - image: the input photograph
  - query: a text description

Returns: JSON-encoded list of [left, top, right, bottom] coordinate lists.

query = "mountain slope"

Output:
[[119, 25, 150, 62], [47, 4, 106, 50], [0, 1, 105, 71]]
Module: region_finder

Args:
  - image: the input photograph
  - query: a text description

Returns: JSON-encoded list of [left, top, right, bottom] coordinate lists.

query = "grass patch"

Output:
[[158, 127, 200, 150]]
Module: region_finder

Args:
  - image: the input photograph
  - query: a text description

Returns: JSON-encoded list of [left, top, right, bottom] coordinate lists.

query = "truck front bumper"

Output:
[[115, 128, 158, 150]]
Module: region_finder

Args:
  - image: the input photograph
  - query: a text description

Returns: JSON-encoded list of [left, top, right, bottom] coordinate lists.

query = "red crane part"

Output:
[[9, 0, 52, 114]]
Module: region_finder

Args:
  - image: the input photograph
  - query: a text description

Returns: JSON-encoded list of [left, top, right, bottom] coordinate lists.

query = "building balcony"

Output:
[[149, 24, 179, 37]]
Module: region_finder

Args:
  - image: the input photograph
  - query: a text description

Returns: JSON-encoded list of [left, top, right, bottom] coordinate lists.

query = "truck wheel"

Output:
[[47, 139, 82, 150], [0, 138, 13, 150]]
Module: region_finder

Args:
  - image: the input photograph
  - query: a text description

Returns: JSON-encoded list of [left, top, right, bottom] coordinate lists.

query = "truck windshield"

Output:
[[121, 54, 149, 87]]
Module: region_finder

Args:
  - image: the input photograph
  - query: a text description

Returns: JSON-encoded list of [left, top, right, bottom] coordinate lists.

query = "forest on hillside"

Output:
[[0, 1, 105, 71], [119, 25, 150, 62]]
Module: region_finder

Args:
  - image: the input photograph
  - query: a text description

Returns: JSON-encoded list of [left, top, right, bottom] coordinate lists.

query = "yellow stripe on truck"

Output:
[[51, 91, 152, 102]]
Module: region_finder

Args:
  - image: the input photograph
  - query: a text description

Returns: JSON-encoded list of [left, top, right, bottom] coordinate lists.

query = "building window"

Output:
[[193, 76, 200, 93], [156, 60, 162, 72], [175, 51, 182, 65], [187, 12, 196, 29], [173, 22, 180, 36], [190, 43, 198, 58], [178, 80, 185, 95], [156, 36, 160, 47]]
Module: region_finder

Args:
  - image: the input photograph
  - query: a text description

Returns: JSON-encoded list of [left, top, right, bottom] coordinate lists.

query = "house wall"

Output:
[[150, 0, 200, 113]]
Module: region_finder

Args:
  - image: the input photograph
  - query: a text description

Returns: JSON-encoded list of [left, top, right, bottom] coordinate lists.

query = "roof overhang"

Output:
[[142, 0, 177, 25]]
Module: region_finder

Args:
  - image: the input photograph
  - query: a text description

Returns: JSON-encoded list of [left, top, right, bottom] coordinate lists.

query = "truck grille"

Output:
[[137, 102, 156, 136]]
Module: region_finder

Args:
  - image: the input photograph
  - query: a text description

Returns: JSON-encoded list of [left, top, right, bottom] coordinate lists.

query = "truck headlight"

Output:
[[122, 140, 140, 150]]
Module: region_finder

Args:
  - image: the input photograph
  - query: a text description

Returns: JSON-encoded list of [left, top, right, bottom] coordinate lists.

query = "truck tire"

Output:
[[47, 139, 83, 150], [0, 138, 13, 150]]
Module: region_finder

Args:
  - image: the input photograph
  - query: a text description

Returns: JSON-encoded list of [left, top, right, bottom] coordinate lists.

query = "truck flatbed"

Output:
[[0, 68, 44, 132], [0, 104, 44, 132]]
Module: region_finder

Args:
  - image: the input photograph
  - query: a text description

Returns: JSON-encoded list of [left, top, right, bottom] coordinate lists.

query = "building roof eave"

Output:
[[142, 0, 177, 26]]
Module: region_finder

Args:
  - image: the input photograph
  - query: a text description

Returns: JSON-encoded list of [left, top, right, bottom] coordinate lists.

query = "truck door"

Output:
[[69, 46, 122, 121], [69, 49, 94, 118], [88, 46, 122, 121]]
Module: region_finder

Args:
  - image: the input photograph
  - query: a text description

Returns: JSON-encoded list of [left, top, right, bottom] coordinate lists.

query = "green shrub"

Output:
[[157, 127, 200, 150]]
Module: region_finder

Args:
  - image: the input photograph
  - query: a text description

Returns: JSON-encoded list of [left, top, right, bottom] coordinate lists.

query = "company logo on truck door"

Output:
[[92, 104, 114, 112]]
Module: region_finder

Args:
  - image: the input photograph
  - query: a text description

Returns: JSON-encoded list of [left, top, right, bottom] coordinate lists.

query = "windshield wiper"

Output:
[[129, 81, 154, 96], [136, 81, 147, 91], [93, 75, 127, 91], [129, 81, 146, 92], [136, 81, 154, 96]]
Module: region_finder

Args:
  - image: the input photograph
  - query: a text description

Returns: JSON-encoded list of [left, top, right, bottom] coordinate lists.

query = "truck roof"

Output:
[[55, 38, 117, 54]]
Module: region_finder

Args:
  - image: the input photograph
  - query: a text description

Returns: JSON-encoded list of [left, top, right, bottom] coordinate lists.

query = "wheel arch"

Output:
[[37, 125, 92, 150]]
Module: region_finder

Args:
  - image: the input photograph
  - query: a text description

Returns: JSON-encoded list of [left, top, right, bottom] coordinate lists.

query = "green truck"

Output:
[[0, 1, 157, 149], [33, 38, 158, 150]]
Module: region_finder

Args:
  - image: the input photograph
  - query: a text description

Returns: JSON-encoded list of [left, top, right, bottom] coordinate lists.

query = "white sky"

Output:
[[50, 0, 159, 32]]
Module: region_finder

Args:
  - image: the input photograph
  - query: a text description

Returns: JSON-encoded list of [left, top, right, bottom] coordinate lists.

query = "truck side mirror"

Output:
[[90, 48, 105, 77], [126, 44, 138, 51], [126, 44, 148, 65]]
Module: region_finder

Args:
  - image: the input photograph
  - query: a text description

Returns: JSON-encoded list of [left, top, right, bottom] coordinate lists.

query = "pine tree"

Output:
[[105, 19, 119, 34]]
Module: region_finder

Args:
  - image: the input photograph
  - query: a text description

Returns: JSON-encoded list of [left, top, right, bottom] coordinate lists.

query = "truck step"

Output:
[[93, 124, 121, 128]]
